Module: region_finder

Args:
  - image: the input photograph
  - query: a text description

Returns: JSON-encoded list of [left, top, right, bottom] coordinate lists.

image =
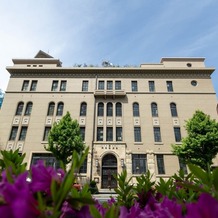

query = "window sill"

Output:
[[134, 142, 143, 145], [154, 142, 164, 145]]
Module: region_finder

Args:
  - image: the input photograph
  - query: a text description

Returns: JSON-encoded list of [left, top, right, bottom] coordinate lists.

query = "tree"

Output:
[[45, 111, 85, 170], [172, 110, 218, 170]]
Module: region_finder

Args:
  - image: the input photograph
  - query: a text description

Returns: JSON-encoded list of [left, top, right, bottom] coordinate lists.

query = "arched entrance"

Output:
[[101, 154, 117, 189]]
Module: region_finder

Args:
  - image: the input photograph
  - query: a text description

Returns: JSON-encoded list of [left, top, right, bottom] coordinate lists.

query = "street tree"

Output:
[[172, 110, 218, 170]]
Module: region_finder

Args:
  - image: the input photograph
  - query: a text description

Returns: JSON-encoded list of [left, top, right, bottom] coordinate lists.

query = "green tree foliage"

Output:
[[172, 110, 218, 170], [45, 111, 85, 169]]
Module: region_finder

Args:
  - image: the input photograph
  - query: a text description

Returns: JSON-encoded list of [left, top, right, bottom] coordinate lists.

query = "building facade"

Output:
[[0, 50, 217, 189]]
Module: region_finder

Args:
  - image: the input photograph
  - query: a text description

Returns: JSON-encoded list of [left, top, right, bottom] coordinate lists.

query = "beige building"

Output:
[[0, 50, 217, 190]]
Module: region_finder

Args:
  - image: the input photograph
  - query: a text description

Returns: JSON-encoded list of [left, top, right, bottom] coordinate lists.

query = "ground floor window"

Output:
[[156, 154, 165, 174], [132, 154, 147, 174]]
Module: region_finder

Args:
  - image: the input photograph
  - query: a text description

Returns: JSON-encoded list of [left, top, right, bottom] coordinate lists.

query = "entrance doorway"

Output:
[[101, 154, 117, 189]]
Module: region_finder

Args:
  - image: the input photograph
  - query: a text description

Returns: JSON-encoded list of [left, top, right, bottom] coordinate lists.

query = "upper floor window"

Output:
[[174, 127, 181, 142], [79, 157, 87, 173], [134, 127, 141, 142], [98, 81, 104, 90], [80, 102, 87, 116], [16, 102, 24, 115], [9, 126, 18, 141], [116, 127, 122, 141], [157, 154, 165, 174], [107, 102, 113, 116], [116, 103, 122, 116], [115, 81, 121, 90], [60, 81, 67, 91], [51, 80, 59, 91], [82, 81, 89, 91], [80, 127, 85, 141], [43, 127, 51, 141], [133, 102, 139, 117], [153, 127, 162, 142], [131, 81, 138, 91], [19, 126, 28, 141], [106, 127, 113, 141], [24, 102, 33, 116], [47, 102, 55, 116], [178, 158, 188, 174], [170, 103, 178, 117], [149, 81, 155, 92], [132, 154, 146, 174], [97, 102, 104, 116], [166, 81, 173, 92], [107, 81, 113, 90], [22, 80, 29, 91], [30, 80, 38, 91], [56, 102, 64, 116], [97, 127, 103, 141], [151, 102, 158, 117]]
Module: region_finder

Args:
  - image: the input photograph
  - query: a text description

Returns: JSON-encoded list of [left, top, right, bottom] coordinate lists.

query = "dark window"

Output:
[[98, 102, 104, 116], [107, 81, 113, 90], [178, 158, 188, 174], [134, 127, 141, 142], [98, 81, 105, 90], [106, 127, 113, 141], [116, 103, 122, 116], [9, 126, 18, 140], [30, 80, 38, 91], [80, 102, 87, 116], [154, 127, 162, 142], [174, 127, 181, 142], [116, 127, 122, 141], [22, 80, 29, 91], [170, 103, 178, 117], [60, 81, 67, 91], [56, 102, 64, 116], [131, 81, 138, 91], [79, 157, 87, 173], [132, 154, 147, 174], [115, 81, 121, 90], [97, 127, 103, 141], [19, 126, 28, 141], [149, 81, 155, 92], [82, 81, 89, 91], [133, 102, 139, 117], [107, 102, 113, 116], [43, 127, 51, 141], [151, 102, 158, 117], [47, 102, 55, 116], [16, 102, 24, 115], [80, 127, 85, 141], [51, 80, 58, 91], [167, 81, 173, 92], [157, 154, 165, 174], [25, 102, 33, 115]]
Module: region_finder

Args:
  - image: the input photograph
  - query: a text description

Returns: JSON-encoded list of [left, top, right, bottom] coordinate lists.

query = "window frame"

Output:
[[24, 102, 33, 116], [149, 81, 155, 92], [47, 102, 55, 116], [174, 127, 182, 142], [115, 103, 122, 116], [170, 103, 178, 117], [133, 102, 140, 117], [107, 102, 113, 116], [43, 126, 51, 141], [115, 81, 121, 90], [30, 80, 38, 91], [157, 154, 165, 174], [19, 126, 28, 141], [132, 154, 147, 174], [116, 127, 122, 141], [151, 102, 158, 117], [80, 102, 87, 116], [51, 80, 59, 91], [131, 81, 138, 91], [153, 127, 162, 142], [16, 102, 24, 115], [97, 127, 103, 141], [60, 80, 67, 91], [56, 102, 64, 116], [97, 102, 104, 116], [107, 81, 113, 90], [9, 126, 18, 141], [166, 81, 173, 92], [134, 127, 142, 142], [98, 81, 105, 90], [82, 80, 89, 91], [80, 127, 85, 141], [106, 127, 113, 141], [22, 80, 29, 91]]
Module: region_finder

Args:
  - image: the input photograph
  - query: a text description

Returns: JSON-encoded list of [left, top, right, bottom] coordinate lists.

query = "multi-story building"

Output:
[[0, 50, 217, 190]]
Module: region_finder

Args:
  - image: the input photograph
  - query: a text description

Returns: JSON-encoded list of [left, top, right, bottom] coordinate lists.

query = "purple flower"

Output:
[[107, 197, 116, 206], [185, 193, 218, 218]]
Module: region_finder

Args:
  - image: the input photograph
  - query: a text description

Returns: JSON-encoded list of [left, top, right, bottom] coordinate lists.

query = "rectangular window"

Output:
[[107, 81, 113, 90], [178, 158, 188, 174], [134, 127, 141, 142], [157, 154, 165, 174], [174, 127, 182, 142], [154, 127, 162, 142], [115, 81, 121, 90], [166, 81, 173, 92], [149, 81, 155, 92], [131, 81, 138, 91], [9, 126, 18, 140], [22, 80, 29, 91], [97, 127, 103, 141], [51, 80, 59, 91], [79, 157, 87, 173], [98, 81, 105, 90], [30, 80, 38, 91], [80, 127, 85, 141], [60, 81, 67, 91], [43, 127, 51, 141], [106, 127, 113, 141], [82, 81, 89, 91], [116, 127, 122, 141], [132, 154, 147, 174], [19, 126, 28, 141]]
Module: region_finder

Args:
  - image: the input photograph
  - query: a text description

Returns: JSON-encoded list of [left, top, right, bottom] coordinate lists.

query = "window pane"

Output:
[[43, 127, 51, 141], [98, 103, 104, 116], [178, 158, 188, 174], [82, 81, 89, 91], [79, 157, 87, 173], [134, 127, 141, 142], [107, 103, 113, 116], [154, 127, 162, 142], [97, 127, 103, 141], [25, 102, 33, 115], [16, 102, 24, 115], [133, 103, 139, 117], [149, 81, 155, 92], [116, 103, 122, 116], [151, 103, 158, 117], [107, 81, 113, 90], [174, 127, 181, 142], [19, 127, 28, 141], [132, 154, 147, 174], [98, 81, 104, 90], [9, 126, 18, 140], [167, 81, 173, 92], [47, 102, 55, 116], [157, 154, 165, 174], [170, 103, 178, 117], [22, 80, 29, 91], [80, 127, 85, 141], [115, 81, 121, 90], [30, 80, 37, 91], [106, 127, 113, 141], [60, 81, 67, 91], [51, 81, 58, 91], [116, 127, 122, 141], [80, 102, 87, 116], [131, 81, 138, 91], [56, 102, 64, 116]]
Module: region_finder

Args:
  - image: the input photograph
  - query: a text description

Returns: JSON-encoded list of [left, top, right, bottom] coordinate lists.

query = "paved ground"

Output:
[[92, 190, 118, 203]]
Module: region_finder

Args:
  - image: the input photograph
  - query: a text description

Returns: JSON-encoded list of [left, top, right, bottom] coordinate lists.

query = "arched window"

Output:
[[25, 102, 33, 115], [133, 102, 139, 117], [56, 102, 64, 116], [107, 102, 113, 116], [16, 102, 24, 115], [98, 102, 104, 116], [47, 102, 55, 116], [170, 103, 178, 117], [151, 102, 158, 117], [116, 103, 122, 116], [80, 102, 87, 116]]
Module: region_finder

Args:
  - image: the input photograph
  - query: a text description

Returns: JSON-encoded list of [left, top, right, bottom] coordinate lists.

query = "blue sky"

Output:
[[0, 0, 218, 98]]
